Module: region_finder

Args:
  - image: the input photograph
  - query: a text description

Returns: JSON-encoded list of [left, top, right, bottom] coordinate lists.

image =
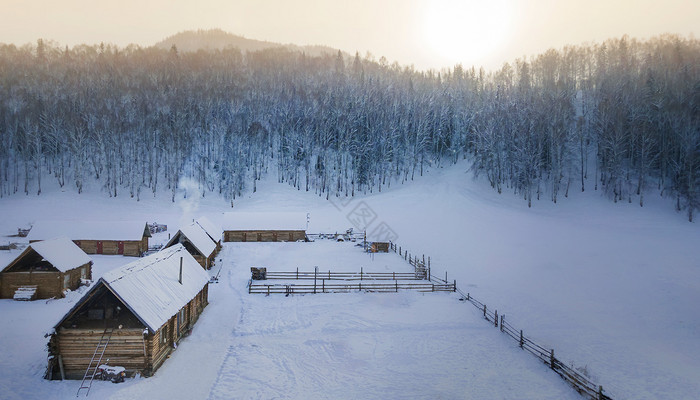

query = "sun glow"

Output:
[[422, 0, 513, 67]]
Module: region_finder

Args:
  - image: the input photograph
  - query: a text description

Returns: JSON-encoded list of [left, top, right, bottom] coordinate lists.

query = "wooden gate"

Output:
[[117, 241, 124, 255], [96, 241, 103, 254]]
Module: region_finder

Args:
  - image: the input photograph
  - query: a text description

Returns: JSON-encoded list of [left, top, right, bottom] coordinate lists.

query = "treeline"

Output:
[[0, 35, 697, 220]]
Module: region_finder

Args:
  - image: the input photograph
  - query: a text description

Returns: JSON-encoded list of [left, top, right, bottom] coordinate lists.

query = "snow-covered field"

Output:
[[0, 163, 698, 399]]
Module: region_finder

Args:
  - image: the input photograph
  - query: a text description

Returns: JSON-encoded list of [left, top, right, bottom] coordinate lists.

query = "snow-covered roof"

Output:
[[28, 220, 150, 242], [29, 237, 92, 272], [95, 244, 209, 332], [165, 223, 216, 257], [3, 237, 92, 273], [195, 216, 222, 243], [221, 212, 309, 231]]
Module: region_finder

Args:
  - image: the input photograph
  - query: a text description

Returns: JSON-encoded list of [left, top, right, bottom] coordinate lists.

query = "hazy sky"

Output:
[[0, 0, 697, 71]]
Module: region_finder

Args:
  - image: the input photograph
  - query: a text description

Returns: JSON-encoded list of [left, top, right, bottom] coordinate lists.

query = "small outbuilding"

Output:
[[0, 237, 92, 300], [163, 222, 219, 269], [28, 220, 151, 257], [222, 212, 308, 242], [47, 244, 209, 379], [368, 241, 391, 253]]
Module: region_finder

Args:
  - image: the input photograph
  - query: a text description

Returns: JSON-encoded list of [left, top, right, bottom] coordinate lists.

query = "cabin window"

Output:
[[161, 326, 168, 345], [80, 266, 87, 280], [63, 274, 71, 289]]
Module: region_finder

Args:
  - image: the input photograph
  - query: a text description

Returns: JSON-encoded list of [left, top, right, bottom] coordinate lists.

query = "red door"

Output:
[[96, 241, 103, 254], [118, 241, 124, 255]]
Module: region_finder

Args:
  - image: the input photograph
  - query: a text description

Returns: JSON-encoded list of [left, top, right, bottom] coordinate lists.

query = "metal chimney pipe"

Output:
[[179, 257, 183, 284]]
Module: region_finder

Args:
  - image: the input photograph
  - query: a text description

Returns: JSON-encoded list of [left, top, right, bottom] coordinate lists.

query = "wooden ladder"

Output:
[[76, 328, 114, 397]]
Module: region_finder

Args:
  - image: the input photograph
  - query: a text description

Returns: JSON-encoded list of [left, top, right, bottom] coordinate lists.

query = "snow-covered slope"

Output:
[[0, 163, 698, 399]]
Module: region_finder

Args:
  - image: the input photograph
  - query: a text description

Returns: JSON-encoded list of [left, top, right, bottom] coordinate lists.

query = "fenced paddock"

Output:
[[388, 241, 614, 400], [249, 266, 455, 294]]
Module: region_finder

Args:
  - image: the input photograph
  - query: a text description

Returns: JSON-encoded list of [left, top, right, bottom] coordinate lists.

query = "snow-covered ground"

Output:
[[0, 163, 698, 399]]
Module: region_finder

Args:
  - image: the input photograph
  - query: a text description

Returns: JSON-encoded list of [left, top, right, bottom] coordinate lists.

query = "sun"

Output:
[[422, 0, 513, 67]]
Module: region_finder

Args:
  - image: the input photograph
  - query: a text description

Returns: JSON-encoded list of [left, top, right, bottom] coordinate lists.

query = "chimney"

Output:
[[179, 257, 183, 285]]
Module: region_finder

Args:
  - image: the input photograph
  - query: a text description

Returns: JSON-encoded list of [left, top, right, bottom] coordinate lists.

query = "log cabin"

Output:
[[28, 220, 151, 257], [47, 244, 209, 379], [0, 237, 92, 300], [163, 222, 219, 269], [222, 212, 308, 242]]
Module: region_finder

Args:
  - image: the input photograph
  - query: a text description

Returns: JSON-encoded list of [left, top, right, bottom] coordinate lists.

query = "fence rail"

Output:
[[249, 281, 456, 295], [265, 268, 425, 281], [388, 241, 613, 400]]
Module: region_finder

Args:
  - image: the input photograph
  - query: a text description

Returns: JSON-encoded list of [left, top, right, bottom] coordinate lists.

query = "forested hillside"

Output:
[[0, 35, 697, 219], [154, 29, 341, 58]]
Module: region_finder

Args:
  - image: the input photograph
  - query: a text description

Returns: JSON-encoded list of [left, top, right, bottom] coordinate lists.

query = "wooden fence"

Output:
[[388, 241, 613, 400], [248, 281, 455, 295], [249, 266, 455, 294], [265, 268, 425, 281]]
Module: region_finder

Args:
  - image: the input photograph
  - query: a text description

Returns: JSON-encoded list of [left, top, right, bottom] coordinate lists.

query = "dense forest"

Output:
[[0, 34, 698, 220]]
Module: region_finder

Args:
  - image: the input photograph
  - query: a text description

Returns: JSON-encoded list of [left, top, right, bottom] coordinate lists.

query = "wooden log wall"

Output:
[[0, 263, 89, 299], [223, 230, 306, 242], [56, 328, 147, 379]]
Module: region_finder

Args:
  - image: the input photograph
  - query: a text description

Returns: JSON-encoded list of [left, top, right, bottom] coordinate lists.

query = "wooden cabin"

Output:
[[28, 221, 151, 257], [0, 237, 92, 300], [222, 212, 308, 242], [47, 244, 209, 379], [164, 222, 219, 269], [369, 242, 390, 253]]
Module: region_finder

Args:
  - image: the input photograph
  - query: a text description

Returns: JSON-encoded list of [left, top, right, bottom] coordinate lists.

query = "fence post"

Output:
[[361, 267, 363, 281], [550, 349, 555, 370], [466, 292, 470, 301], [314, 267, 317, 294], [453, 280, 456, 292], [500, 315, 504, 332], [445, 271, 448, 284], [519, 330, 524, 348], [428, 256, 431, 268], [296, 267, 298, 280], [598, 386, 603, 400], [483, 305, 487, 318], [322, 279, 325, 293], [494, 310, 498, 327], [395, 280, 398, 292]]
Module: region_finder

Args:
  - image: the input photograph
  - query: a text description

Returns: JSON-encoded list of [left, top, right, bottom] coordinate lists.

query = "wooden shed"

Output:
[[28, 221, 151, 257], [0, 237, 92, 300], [47, 244, 209, 380], [369, 242, 390, 253], [222, 212, 308, 242], [163, 222, 219, 269]]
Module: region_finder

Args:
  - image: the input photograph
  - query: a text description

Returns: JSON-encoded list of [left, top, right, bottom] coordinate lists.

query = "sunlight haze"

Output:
[[0, 0, 697, 70]]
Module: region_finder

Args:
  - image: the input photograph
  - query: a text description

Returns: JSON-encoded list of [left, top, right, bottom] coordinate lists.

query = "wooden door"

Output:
[[257, 233, 262, 242], [117, 241, 124, 255], [96, 241, 103, 254]]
